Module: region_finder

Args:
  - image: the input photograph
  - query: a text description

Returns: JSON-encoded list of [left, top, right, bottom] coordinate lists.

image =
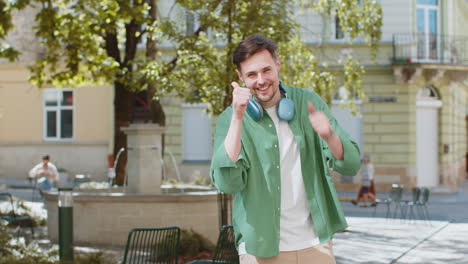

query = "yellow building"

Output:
[[0, 62, 113, 181]]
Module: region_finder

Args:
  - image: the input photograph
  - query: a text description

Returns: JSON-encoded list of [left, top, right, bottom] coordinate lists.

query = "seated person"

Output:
[[29, 155, 58, 191]]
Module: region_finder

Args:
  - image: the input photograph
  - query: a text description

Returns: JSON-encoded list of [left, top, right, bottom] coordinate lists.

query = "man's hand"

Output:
[[308, 101, 344, 160], [231, 82, 251, 120], [308, 102, 334, 141], [224, 82, 250, 162]]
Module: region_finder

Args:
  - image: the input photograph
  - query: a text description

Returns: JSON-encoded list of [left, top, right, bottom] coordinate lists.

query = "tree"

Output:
[[1, 0, 382, 184], [0, 0, 30, 60], [169, 0, 382, 111]]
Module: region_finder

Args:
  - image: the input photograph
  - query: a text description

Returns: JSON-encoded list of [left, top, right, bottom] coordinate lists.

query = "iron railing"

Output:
[[393, 33, 468, 65]]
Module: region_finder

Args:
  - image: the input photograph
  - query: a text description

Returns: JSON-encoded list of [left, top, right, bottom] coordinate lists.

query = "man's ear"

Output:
[[236, 69, 244, 84], [275, 57, 281, 70]]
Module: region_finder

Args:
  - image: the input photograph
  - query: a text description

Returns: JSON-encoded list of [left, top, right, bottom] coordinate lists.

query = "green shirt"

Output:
[[210, 83, 361, 258]]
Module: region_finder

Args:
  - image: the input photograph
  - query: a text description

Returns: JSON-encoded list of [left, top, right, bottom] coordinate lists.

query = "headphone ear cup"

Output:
[[247, 99, 263, 121], [277, 98, 295, 121]]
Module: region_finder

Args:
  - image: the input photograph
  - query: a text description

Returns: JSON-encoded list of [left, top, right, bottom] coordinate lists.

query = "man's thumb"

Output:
[[231, 82, 241, 90], [307, 102, 316, 114]]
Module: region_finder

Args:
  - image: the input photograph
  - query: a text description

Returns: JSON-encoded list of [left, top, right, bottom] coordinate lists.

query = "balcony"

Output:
[[393, 33, 468, 66]]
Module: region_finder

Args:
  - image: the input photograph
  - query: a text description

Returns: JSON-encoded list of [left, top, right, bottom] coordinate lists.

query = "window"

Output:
[[184, 9, 210, 37], [186, 10, 196, 35], [333, 0, 362, 41], [416, 0, 439, 61], [43, 89, 74, 140], [334, 16, 345, 40], [182, 103, 211, 163]]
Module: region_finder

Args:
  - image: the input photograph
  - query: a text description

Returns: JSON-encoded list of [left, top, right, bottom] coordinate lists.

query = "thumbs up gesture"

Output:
[[308, 102, 335, 141], [231, 82, 251, 120]]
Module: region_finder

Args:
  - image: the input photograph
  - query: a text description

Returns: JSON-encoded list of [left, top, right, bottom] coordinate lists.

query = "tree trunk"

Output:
[[146, 0, 165, 127], [114, 81, 134, 185]]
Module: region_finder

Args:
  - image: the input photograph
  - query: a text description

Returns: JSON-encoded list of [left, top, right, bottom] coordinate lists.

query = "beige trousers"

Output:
[[240, 241, 336, 264]]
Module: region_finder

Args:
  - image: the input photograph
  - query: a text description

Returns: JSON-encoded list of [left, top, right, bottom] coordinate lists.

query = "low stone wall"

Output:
[[43, 191, 222, 247]]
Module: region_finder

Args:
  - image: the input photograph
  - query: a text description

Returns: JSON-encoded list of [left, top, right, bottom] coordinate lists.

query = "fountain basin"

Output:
[[43, 189, 227, 247]]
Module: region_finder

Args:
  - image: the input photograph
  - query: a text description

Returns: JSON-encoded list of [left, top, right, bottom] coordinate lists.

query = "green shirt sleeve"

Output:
[[210, 108, 250, 194]]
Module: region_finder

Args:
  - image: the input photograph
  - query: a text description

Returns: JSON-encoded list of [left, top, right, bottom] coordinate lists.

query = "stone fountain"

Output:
[[43, 124, 227, 247]]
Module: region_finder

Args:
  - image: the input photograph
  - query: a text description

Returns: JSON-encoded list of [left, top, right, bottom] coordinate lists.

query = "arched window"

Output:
[[417, 85, 439, 100]]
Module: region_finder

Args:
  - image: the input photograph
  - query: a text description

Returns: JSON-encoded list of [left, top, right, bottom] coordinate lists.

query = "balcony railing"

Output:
[[393, 33, 468, 65]]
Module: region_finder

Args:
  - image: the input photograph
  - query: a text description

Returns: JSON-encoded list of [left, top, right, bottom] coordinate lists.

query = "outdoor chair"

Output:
[[373, 184, 403, 219], [415, 187, 431, 222], [185, 225, 239, 264], [122, 226, 180, 264], [0, 192, 35, 237], [399, 187, 421, 221]]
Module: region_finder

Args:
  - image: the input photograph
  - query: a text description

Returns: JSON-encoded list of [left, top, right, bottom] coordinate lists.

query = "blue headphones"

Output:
[[246, 84, 295, 121]]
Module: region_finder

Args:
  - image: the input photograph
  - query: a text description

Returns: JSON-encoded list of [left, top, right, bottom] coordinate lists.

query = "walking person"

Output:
[[210, 34, 361, 264], [351, 155, 376, 207]]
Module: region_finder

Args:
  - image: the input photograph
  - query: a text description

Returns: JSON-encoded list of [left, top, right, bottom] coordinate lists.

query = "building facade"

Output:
[[1, 0, 467, 190]]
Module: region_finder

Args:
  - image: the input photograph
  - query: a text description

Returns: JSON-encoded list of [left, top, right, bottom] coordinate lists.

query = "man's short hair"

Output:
[[42, 155, 50, 161], [233, 34, 278, 69]]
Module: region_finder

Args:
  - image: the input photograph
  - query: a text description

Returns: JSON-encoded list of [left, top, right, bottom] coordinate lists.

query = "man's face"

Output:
[[237, 49, 281, 109], [42, 159, 49, 167]]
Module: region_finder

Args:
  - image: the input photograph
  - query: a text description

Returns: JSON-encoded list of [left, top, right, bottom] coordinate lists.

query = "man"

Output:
[[210, 34, 361, 264], [29, 155, 58, 191]]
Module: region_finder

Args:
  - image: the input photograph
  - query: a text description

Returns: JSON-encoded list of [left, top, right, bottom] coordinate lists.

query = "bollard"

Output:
[[58, 188, 74, 263]]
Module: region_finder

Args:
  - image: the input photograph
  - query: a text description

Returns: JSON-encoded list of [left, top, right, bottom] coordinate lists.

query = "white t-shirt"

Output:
[[28, 162, 58, 181], [361, 163, 374, 187], [239, 106, 319, 254]]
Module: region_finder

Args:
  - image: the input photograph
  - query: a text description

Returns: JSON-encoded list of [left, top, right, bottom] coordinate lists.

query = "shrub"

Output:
[[179, 228, 215, 258], [0, 224, 58, 264]]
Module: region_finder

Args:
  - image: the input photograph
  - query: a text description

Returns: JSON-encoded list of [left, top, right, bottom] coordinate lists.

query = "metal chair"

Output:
[[122, 226, 181, 264], [415, 187, 431, 222], [400, 187, 421, 220], [0, 192, 35, 237], [373, 184, 403, 219], [185, 225, 239, 264]]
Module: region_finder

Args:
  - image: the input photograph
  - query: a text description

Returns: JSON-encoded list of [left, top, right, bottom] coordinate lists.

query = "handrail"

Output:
[[392, 33, 468, 65]]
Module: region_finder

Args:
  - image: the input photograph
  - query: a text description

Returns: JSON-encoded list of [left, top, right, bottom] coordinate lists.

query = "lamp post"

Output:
[[58, 188, 74, 263]]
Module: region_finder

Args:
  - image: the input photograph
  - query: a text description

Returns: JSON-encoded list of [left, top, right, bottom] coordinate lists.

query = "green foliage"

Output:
[[0, 224, 58, 264], [278, 36, 337, 104], [0, 0, 30, 61], [3, 0, 382, 115], [162, 0, 300, 113], [161, 0, 382, 113], [0, 223, 118, 264], [300, 0, 382, 58]]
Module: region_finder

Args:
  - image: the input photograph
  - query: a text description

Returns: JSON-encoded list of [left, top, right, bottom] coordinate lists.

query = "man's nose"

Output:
[[257, 73, 265, 85]]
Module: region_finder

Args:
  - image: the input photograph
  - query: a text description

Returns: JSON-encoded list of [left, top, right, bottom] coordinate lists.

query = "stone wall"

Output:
[[44, 191, 224, 247]]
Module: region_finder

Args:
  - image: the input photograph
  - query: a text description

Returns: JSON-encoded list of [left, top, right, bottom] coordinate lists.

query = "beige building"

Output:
[[0, 63, 113, 181], [296, 0, 468, 190], [1, 0, 467, 191]]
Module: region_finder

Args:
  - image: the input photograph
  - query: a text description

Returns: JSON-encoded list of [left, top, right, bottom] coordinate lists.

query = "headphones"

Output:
[[246, 84, 295, 121]]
